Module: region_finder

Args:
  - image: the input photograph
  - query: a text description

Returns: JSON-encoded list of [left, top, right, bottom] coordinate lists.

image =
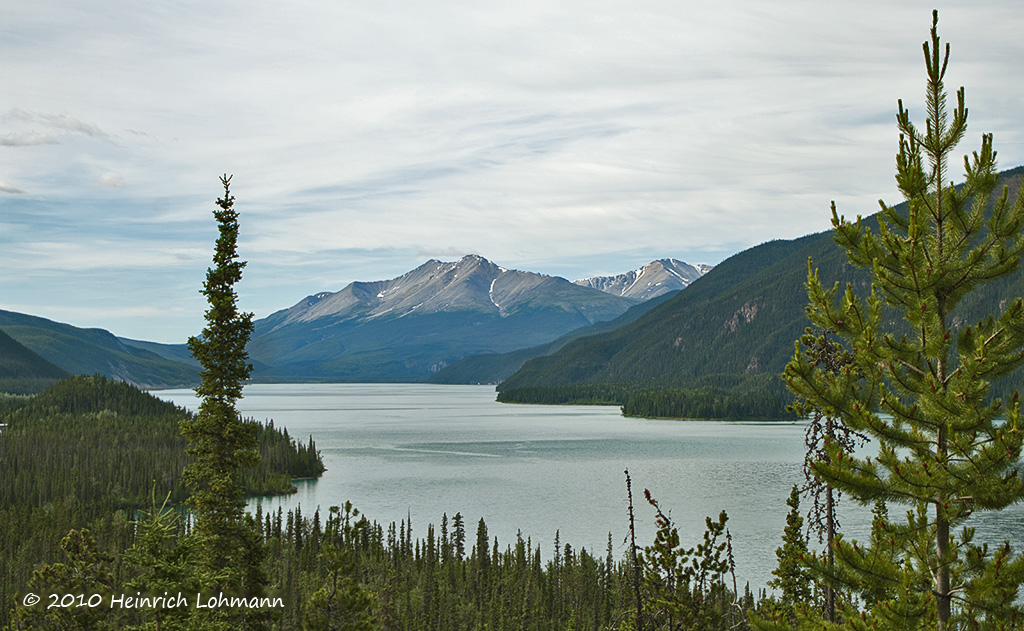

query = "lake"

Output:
[[154, 382, 1024, 592]]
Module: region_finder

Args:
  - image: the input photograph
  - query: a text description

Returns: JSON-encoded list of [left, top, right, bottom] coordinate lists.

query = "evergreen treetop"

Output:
[[180, 175, 260, 603], [784, 11, 1024, 630]]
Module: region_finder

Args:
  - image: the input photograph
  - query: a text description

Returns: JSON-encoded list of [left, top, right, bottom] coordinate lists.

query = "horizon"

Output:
[[3, 1, 1022, 344], [2, 251, 718, 345]]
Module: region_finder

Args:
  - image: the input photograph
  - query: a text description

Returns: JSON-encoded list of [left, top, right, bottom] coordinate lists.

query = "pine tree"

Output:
[[179, 176, 259, 604], [303, 543, 375, 631], [784, 11, 1024, 630], [16, 529, 116, 630], [767, 486, 811, 618], [123, 490, 197, 631]]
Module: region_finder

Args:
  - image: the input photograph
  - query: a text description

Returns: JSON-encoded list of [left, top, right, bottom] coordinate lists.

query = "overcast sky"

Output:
[[2, 1, 1022, 344]]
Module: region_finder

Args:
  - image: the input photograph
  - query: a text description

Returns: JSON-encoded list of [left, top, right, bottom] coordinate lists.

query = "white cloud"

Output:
[[98, 172, 126, 188], [416, 247, 478, 260], [8, 240, 207, 272], [1, 0, 1021, 342], [6, 108, 112, 141], [0, 181, 27, 194], [0, 132, 58, 146]]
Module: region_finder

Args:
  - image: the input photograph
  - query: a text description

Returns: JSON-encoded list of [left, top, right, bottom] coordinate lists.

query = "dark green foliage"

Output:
[[794, 329, 863, 623], [1, 371, 771, 629], [783, 12, 1024, 630], [180, 175, 261, 610], [0, 374, 325, 629], [0, 375, 323, 510], [622, 374, 795, 420], [497, 382, 640, 405], [766, 487, 810, 616], [14, 529, 118, 630], [121, 492, 198, 631], [639, 490, 746, 631], [303, 543, 375, 630], [498, 373, 795, 420]]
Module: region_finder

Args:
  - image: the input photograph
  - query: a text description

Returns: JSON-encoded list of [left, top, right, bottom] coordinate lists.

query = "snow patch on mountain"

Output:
[[574, 258, 712, 301]]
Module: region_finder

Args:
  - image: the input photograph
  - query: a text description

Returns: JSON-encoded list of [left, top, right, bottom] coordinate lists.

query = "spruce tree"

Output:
[[180, 175, 259, 600], [783, 11, 1024, 630], [768, 486, 811, 617]]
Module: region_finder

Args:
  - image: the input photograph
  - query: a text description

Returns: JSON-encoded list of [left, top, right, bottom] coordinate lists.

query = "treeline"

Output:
[[498, 374, 796, 420], [10, 495, 764, 630], [1, 376, 773, 630], [0, 375, 325, 624], [0, 375, 325, 509], [496, 382, 642, 405], [621, 374, 795, 420], [493, 169, 1024, 418]]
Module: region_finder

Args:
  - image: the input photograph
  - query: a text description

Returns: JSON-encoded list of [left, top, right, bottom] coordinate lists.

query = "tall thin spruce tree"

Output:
[[181, 175, 259, 599], [781, 11, 1024, 630]]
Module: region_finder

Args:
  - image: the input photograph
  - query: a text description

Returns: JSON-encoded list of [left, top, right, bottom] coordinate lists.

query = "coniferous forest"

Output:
[[496, 374, 795, 420], [3, 12, 1024, 631]]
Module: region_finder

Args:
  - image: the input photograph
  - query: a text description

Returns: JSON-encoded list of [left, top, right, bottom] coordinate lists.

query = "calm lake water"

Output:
[[154, 383, 1024, 592]]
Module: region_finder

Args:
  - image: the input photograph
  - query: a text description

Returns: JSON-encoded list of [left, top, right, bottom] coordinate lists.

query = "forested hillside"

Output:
[[1, 376, 766, 630], [498, 166, 1024, 419], [0, 310, 198, 389], [0, 328, 69, 394], [0, 374, 325, 625], [429, 290, 679, 384]]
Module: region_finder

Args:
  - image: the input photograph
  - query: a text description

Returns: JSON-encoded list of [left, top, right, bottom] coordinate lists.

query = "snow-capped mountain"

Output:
[[248, 255, 639, 382], [573, 259, 712, 301]]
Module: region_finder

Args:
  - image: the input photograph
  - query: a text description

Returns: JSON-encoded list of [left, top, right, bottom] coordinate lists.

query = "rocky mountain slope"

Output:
[[574, 259, 712, 300], [248, 254, 640, 382]]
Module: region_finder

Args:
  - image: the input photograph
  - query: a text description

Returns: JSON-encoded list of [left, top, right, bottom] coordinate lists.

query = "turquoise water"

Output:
[[155, 382, 1023, 592]]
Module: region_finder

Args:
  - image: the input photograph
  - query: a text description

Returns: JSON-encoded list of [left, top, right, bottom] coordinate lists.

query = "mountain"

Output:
[[574, 259, 712, 300], [0, 328, 70, 394], [428, 290, 680, 384], [0, 310, 198, 389], [119, 337, 199, 368], [498, 166, 1024, 408], [248, 254, 641, 382]]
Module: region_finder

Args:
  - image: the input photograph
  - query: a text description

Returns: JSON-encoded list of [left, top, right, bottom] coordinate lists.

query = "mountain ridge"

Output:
[[0, 255, 709, 387], [248, 254, 646, 381], [0, 328, 71, 394], [574, 258, 712, 300], [497, 166, 1024, 412], [0, 310, 198, 390]]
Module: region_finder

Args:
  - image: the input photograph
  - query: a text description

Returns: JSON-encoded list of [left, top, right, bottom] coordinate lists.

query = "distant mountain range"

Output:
[[6, 160, 1022, 404], [0, 310, 198, 390], [2, 255, 709, 389], [5, 166, 1022, 413], [496, 166, 1024, 408], [428, 290, 681, 385], [248, 254, 642, 382], [574, 259, 712, 300]]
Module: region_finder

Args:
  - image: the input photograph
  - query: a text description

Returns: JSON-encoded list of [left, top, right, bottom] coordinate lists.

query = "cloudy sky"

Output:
[[2, 0, 1022, 344]]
